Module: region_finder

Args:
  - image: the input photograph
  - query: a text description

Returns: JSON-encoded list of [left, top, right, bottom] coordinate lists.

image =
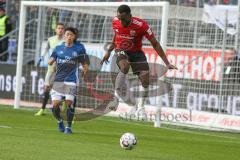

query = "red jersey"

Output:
[[112, 16, 154, 52]]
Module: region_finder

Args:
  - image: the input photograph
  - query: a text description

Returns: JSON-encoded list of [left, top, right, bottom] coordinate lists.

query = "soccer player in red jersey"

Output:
[[101, 4, 177, 119]]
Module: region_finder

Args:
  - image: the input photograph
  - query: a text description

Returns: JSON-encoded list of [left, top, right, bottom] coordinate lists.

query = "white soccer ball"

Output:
[[120, 133, 137, 150]]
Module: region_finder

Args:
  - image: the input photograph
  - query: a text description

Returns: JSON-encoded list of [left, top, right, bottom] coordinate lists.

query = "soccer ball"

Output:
[[120, 133, 137, 150]]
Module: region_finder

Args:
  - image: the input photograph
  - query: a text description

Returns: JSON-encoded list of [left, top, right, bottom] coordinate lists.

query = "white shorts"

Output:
[[44, 70, 56, 86], [51, 82, 77, 101], [51, 89, 75, 101]]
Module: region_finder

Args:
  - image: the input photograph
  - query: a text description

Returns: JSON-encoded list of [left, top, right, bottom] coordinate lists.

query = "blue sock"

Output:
[[73, 97, 77, 108], [52, 107, 62, 122], [67, 106, 75, 128]]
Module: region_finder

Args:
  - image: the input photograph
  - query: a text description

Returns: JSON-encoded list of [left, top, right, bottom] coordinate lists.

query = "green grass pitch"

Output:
[[0, 105, 240, 160]]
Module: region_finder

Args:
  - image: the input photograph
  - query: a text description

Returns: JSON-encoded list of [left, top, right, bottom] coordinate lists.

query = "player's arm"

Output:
[[48, 57, 55, 65], [100, 35, 115, 65], [81, 55, 90, 75], [48, 48, 57, 65], [78, 46, 90, 75], [107, 35, 115, 54], [82, 63, 89, 75], [143, 22, 177, 69], [42, 41, 51, 57], [149, 36, 177, 70], [37, 41, 50, 66]]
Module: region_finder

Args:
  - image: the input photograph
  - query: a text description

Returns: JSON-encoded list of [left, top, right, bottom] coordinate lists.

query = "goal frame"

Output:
[[14, 1, 169, 109]]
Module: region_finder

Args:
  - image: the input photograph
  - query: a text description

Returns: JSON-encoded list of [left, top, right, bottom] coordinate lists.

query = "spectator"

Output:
[[223, 49, 240, 100], [8, 0, 20, 29], [0, 7, 12, 61]]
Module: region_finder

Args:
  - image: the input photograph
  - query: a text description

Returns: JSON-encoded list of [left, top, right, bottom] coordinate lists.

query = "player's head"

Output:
[[117, 4, 132, 27], [55, 23, 65, 37], [64, 27, 77, 46]]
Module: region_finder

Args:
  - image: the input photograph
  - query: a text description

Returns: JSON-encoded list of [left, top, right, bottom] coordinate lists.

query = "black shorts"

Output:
[[116, 50, 149, 75]]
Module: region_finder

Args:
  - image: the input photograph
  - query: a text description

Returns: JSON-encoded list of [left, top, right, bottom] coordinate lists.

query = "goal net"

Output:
[[14, 1, 169, 114], [165, 4, 240, 117]]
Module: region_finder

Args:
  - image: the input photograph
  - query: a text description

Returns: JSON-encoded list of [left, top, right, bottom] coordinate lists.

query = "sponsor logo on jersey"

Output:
[[118, 35, 134, 40], [119, 39, 133, 50], [65, 56, 71, 60]]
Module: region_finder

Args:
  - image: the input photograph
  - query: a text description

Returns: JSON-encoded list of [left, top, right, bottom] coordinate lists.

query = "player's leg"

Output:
[[51, 89, 65, 132], [58, 96, 74, 122], [34, 85, 50, 116], [64, 94, 75, 134], [64, 85, 77, 134], [136, 70, 149, 119], [61, 96, 67, 112], [35, 70, 55, 116], [108, 53, 130, 110], [137, 70, 150, 107], [130, 52, 150, 120], [115, 53, 130, 93], [71, 96, 77, 124]]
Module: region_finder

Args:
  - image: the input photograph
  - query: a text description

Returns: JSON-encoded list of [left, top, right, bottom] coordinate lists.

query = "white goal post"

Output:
[[14, 1, 170, 109]]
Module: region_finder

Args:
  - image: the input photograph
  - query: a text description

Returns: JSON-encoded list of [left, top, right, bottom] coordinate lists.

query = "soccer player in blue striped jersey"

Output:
[[48, 27, 89, 134]]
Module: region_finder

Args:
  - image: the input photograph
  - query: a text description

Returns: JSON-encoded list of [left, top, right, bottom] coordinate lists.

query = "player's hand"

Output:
[[81, 64, 89, 76], [167, 64, 178, 70], [100, 52, 111, 65], [37, 56, 43, 66]]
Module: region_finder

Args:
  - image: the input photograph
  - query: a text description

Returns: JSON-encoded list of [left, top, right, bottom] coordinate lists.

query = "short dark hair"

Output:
[[56, 22, 65, 27], [117, 5, 131, 14], [74, 28, 79, 36], [65, 27, 78, 35]]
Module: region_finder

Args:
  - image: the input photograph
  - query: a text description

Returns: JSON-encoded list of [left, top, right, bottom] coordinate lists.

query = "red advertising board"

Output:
[[143, 48, 233, 81]]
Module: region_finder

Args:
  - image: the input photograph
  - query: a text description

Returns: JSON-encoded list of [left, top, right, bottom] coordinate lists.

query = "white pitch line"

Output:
[[0, 125, 12, 128]]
